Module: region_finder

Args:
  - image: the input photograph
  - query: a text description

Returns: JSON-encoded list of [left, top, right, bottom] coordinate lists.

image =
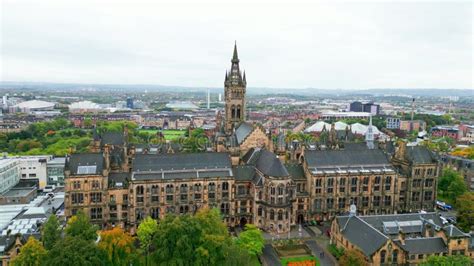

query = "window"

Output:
[[278, 210, 283, 220], [385, 176, 391, 191], [278, 185, 284, 195], [326, 198, 334, 209], [136, 186, 144, 195], [180, 194, 188, 202], [136, 186, 144, 203], [222, 182, 229, 199], [384, 195, 391, 206], [339, 178, 346, 193], [338, 198, 346, 209], [92, 180, 100, 190], [194, 183, 202, 192], [73, 181, 81, 189], [151, 185, 159, 194], [258, 206, 263, 216], [373, 196, 380, 207], [418, 254, 423, 260], [415, 168, 421, 176], [315, 179, 322, 187], [314, 199, 322, 211], [180, 184, 188, 194], [424, 191, 433, 201], [270, 210, 275, 220], [220, 203, 230, 214], [270, 186, 276, 195], [363, 177, 369, 192], [380, 250, 386, 264], [362, 196, 369, 207], [413, 179, 422, 187], [392, 250, 398, 263], [427, 168, 433, 176], [71, 193, 84, 204], [90, 192, 102, 203], [166, 195, 173, 203], [150, 207, 160, 219], [238, 185, 246, 195], [412, 191, 420, 201], [151, 195, 159, 203], [90, 207, 102, 220], [166, 184, 174, 194], [374, 176, 380, 191], [351, 177, 357, 193], [29, 173, 36, 178], [424, 179, 434, 187]]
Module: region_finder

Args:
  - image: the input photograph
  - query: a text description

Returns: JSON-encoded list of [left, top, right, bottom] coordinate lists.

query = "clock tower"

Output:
[[224, 42, 246, 134]]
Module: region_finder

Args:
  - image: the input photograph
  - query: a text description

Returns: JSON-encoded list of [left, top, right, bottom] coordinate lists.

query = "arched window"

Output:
[[380, 250, 386, 264], [270, 210, 275, 220], [231, 105, 236, 118], [236, 105, 241, 119], [278, 184, 284, 195], [258, 191, 263, 200], [258, 206, 263, 216], [208, 182, 216, 191], [222, 182, 229, 191], [150, 207, 160, 219], [220, 203, 230, 214], [270, 186, 276, 195], [180, 184, 188, 193], [278, 210, 283, 221], [136, 186, 144, 195], [392, 249, 398, 263], [166, 184, 173, 194]]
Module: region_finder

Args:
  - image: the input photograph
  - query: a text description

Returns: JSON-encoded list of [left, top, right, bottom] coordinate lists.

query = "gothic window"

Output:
[[150, 207, 160, 219], [151, 185, 159, 194], [392, 250, 398, 263], [73, 181, 81, 189], [424, 179, 434, 187], [166, 184, 174, 194], [380, 250, 386, 264], [278, 184, 284, 195], [373, 196, 381, 207], [71, 193, 84, 204], [424, 191, 433, 201], [90, 208, 102, 220], [277, 210, 283, 221], [258, 206, 263, 216], [385, 176, 392, 191], [231, 105, 236, 118], [270, 210, 275, 220], [220, 203, 230, 214], [90, 192, 102, 203], [180, 184, 188, 194], [136, 186, 144, 195], [92, 180, 100, 190], [339, 178, 346, 193], [314, 199, 322, 211], [236, 105, 241, 119], [384, 195, 391, 206], [338, 198, 346, 209], [362, 196, 369, 207], [222, 182, 229, 199], [315, 179, 322, 187], [326, 198, 334, 209], [351, 177, 358, 193]]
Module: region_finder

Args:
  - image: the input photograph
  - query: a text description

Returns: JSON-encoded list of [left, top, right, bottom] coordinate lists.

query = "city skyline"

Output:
[[2, 1, 472, 89]]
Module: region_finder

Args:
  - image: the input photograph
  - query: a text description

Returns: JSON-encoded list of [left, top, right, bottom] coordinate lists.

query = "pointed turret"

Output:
[[232, 41, 239, 63], [366, 115, 374, 149], [243, 71, 246, 85]]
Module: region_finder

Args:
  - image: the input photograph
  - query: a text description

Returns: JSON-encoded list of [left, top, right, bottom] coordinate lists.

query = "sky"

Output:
[[1, 0, 472, 89]]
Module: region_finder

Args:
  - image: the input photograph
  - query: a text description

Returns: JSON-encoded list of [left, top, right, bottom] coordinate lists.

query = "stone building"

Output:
[[331, 212, 473, 265]]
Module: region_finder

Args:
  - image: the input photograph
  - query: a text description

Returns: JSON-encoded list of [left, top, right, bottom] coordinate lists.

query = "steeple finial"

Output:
[[232, 41, 239, 63]]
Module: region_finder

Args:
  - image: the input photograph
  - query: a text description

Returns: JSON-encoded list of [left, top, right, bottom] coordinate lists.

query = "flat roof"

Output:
[[2, 188, 36, 198]]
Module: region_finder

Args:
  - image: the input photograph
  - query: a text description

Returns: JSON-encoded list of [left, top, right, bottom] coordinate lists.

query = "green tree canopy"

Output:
[[65, 211, 98, 241], [42, 215, 61, 250], [420, 254, 471, 266], [234, 224, 265, 256], [10, 237, 47, 266], [456, 192, 474, 232], [44, 236, 106, 266], [339, 249, 368, 266]]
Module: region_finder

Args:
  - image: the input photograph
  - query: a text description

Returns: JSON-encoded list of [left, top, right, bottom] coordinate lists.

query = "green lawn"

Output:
[[138, 129, 186, 140]]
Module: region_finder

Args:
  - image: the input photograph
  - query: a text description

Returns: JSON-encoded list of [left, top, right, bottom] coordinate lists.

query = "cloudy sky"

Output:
[[1, 0, 472, 89]]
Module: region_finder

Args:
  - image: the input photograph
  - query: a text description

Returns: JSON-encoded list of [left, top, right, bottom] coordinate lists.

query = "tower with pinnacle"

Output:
[[224, 42, 247, 134]]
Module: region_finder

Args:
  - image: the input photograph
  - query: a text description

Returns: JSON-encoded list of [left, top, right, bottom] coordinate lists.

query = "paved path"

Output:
[[261, 244, 281, 266], [305, 240, 336, 266]]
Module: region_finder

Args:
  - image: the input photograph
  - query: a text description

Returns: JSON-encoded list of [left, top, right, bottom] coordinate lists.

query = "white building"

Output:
[[11, 100, 55, 113], [18, 156, 52, 189], [0, 158, 20, 194]]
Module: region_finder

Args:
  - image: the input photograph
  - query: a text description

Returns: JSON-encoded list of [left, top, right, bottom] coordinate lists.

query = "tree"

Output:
[[339, 249, 368, 266], [447, 175, 467, 203], [98, 227, 136, 266], [438, 168, 461, 199], [65, 211, 98, 241], [420, 254, 471, 266], [42, 215, 61, 250], [456, 192, 474, 232], [137, 216, 158, 264], [10, 237, 47, 266], [235, 224, 264, 256], [44, 236, 106, 266]]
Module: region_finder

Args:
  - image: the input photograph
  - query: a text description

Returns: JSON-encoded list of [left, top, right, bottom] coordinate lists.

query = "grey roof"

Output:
[[443, 224, 470, 238], [360, 213, 444, 233], [132, 153, 232, 172], [109, 173, 130, 188], [233, 165, 256, 181], [305, 149, 390, 168], [344, 142, 373, 151], [394, 237, 447, 254], [406, 146, 436, 164], [133, 169, 232, 181], [336, 216, 388, 256], [67, 153, 104, 175], [286, 164, 306, 180], [243, 148, 289, 177], [235, 122, 254, 144], [101, 132, 125, 146]]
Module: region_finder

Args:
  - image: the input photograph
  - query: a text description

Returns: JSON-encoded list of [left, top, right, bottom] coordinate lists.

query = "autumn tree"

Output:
[[42, 215, 61, 250], [98, 227, 136, 266], [65, 211, 98, 241], [456, 192, 474, 232], [339, 249, 368, 266], [10, 237, 47, 266], [235, 224, 265, 256]]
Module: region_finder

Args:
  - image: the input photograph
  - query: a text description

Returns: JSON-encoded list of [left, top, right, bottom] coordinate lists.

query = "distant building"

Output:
[[331, 212, 472, 265], [47, 157, 66, 186], [349, 101, 380, 115], [11, 100, 55, 113], [400, 120, 426, 132], [0, 158, 21, 194], [320, 111, 371, 120], [431, 125, 460, 140], [69, 101, 103, 113], [441, 155, 474, 191], [126, 97, 134, 109], [386, 117, 401, 129], [18, 156, 51, 189]]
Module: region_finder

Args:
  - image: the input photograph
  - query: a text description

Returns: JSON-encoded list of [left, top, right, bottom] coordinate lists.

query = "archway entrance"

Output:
[[240, 217, 247, 227], [297, 214, 305, 224]]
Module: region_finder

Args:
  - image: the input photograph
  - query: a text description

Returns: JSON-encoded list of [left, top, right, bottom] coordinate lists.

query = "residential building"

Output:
[[431, 125, 460, 140], [386, 117, 400, 130], [441, 155, 474, 191], [400, 120, 426, 132]]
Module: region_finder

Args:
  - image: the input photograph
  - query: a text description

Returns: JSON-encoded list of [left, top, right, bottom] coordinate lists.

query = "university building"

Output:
[[64, 44, 439, 235]]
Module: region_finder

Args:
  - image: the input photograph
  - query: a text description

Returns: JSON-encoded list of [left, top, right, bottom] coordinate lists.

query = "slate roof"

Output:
[[394, 237, 447, 254], [133, 169, 232, 181], [101, 132, 125, 146], [235, 122, 254, 144], [360, 213, 444, 233], [286, 164, 306, 180], [336, 216, 388, 256], [406, 146, 436, 164], [243, 148, 289, 177], [108, 173, 130, 188], [67, 153, 104, 175], [233, 165, 256, 181], [132, 153, 232, 172], [443, 224, 470, 238], [305, 149, 390, 169]]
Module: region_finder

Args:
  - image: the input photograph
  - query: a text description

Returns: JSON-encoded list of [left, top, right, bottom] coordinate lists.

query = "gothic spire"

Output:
[[232, 41, 239, 63], [243, 71, 246, 83]]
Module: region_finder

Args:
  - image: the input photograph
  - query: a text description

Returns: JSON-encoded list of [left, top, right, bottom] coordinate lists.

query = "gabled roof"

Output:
[[286, 164, 306, 180], [233, 165, 255, 181], [406, 146, 437, 164], [101, 132, 125, 146], [67, 153, 104, 175], [244, 148, 289, 177], [443, 224, 470, 238], [336, 216, 388, 256], [394, 237, 447, 254], [235, 122, 254, 144]]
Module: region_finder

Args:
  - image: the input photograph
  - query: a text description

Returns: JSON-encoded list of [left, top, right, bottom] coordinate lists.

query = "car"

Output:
[[440, 216, 449, 225], [43, 185, 56, 193], [447, 217, 457, 224]]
